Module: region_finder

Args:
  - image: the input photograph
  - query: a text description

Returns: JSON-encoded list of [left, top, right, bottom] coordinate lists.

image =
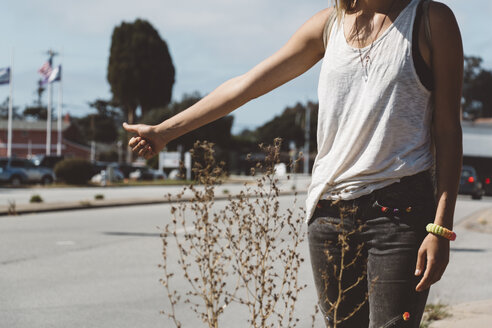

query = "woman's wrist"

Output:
[[154, 120, 176, 144], [432, 218, 453, 231]]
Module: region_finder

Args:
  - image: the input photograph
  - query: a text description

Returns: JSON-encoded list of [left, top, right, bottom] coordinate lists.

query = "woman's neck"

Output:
[[355, 0, 406, 13]]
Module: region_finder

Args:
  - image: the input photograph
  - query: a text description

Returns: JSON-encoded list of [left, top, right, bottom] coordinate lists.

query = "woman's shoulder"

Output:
[[316, 6, 336, 23], [427, 1, 459, 31], [426, 1, 461, 53], [305, 7, 336, 41]]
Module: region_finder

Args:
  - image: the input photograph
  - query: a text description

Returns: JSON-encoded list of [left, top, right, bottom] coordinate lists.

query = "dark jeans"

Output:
[[308, 169, 437, 328]]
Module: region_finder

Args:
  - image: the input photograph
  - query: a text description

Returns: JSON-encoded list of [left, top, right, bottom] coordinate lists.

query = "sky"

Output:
[[1, 0, 491, 134]]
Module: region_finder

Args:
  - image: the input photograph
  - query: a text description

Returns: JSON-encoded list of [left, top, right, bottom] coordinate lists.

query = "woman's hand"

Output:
[[122, 122, 169, 159], [415, 233, 450, 292]]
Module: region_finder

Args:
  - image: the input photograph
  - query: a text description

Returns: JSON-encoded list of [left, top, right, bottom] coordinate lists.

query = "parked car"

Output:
[[459, 165, 484, 200], [90, 162, 124, 184], [0, 157, 56, 186], [129, 166, 166, 181], [31, 155, 65, 169], [116, 163, 142, 179], [91, 161, 110, 176], [480, 172, 492, 196]]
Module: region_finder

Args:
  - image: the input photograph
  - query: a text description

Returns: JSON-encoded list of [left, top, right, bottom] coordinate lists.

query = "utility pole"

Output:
[[7, 48, 14, 158], [45, 49, 58, 155], [303, 103, 311, 174]]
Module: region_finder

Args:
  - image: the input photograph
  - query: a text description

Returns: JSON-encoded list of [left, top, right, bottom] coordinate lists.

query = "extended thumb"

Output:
[[122, 122, 138, 133]]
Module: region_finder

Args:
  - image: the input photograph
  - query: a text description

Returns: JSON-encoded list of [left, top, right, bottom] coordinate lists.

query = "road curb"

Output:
[[0, 190, 307, 217]]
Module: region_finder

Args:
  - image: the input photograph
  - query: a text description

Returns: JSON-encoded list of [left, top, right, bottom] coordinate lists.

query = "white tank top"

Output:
[[305, 0, 434, 223]]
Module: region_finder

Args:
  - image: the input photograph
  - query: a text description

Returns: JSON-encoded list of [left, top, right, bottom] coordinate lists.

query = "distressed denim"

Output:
[[308, 169, 437, 328]]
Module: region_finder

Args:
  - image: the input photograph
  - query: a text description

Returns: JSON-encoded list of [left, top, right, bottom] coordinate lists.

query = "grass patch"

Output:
[[94, 194, 105, 200], [420, 303, 451, 328], [30, 194, 43, 203], [8, 180, 193, 189]]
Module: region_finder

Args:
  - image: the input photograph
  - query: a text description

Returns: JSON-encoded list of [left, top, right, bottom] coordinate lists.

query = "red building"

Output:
[[0, 117, 91, 159]]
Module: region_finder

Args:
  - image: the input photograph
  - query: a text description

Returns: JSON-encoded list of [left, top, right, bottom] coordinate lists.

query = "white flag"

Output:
[[48, 65, 62, 83]]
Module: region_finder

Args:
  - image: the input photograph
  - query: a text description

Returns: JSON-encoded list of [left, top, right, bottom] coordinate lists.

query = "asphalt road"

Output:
[[0, 194, 491, 328]]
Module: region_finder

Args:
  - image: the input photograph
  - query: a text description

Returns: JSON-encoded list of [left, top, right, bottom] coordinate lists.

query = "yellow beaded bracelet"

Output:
[[426, 223, 456, 241]]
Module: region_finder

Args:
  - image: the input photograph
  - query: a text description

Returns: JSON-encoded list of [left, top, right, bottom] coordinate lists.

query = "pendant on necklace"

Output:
[[363, 55, 371, 82]]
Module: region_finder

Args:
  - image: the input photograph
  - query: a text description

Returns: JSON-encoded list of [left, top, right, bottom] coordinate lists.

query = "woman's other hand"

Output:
[[414, 233, 450, 292], [122, 122, 168, 159]]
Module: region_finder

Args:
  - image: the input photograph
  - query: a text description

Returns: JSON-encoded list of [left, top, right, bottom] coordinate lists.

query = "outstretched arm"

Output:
[[123, 8, 333, 159], [415, 2, 463, 292]]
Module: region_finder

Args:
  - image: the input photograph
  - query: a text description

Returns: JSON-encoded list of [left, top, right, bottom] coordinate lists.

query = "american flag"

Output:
[[38, 61, 52, 83]]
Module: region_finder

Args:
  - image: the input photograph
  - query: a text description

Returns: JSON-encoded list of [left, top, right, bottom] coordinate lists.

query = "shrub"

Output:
[[94, 194, 104, 200], [54, 158, 94, 185], [30, 194, 43, 203]]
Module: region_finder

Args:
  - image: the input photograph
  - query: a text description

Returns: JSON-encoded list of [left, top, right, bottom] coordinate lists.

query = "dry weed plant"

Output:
[[7, 200, 17, 215], [159, 139, 307, 328], [222, 139, 306, 327], [315, 202, 376, 327], [159, 139, 373, 328]]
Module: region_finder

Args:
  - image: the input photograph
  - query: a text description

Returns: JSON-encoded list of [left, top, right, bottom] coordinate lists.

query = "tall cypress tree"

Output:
[[108, 19, 175, 161]]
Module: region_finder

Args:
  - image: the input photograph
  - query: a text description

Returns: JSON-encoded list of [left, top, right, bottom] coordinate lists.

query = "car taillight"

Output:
[[468, 177, 475, 183], [486, 178, 491, 185]]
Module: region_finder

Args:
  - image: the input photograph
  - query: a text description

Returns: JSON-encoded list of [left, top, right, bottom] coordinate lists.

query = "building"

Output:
[[462, 118, 492, 179], [0, 116, 91, 159], [463, 118, 492, 158]]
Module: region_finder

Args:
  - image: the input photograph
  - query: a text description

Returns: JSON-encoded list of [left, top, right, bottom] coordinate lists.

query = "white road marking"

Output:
[[56, 241, 75, 246]]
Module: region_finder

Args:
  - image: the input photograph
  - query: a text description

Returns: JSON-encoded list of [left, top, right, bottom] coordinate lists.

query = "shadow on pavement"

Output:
[[450, 247, 486, 253]]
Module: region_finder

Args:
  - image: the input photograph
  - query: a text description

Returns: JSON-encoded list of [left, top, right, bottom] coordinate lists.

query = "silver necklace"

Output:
[[354, 0, 398, 81]]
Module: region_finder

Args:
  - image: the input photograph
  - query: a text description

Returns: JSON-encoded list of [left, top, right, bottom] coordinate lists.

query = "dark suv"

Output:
[[0, 157, 55, 186], [459, 165, 484, 200], [31, 155, 65, 169], [481, 172, 492, 196]]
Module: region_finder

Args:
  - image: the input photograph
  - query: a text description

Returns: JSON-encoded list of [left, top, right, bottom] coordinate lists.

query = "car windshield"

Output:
[[461, 169, 473, 178]]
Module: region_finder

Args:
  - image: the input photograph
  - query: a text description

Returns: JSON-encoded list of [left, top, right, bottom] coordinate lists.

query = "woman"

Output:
[[123, 0, 463, 327]]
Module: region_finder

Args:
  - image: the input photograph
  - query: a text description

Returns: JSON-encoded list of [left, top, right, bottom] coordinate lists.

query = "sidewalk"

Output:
[[429, 299, 492, 328], [0, 175, 312, 216], [429, 206, 492, 327], [461, 205, 492, 233]]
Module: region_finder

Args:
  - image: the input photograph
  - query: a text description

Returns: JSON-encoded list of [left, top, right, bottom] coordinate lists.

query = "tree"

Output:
[[256, 101, 318, 152], [23, 105, 48, 120], [107, 19, 175, 125], [78, 100, 121, 144], [163, 92, 234, 152], [63, 121, 86, 145], [20, 78, 49, 121], [462, 55, 492, 118], [0, 97, 21, 119], [63, 99, 122, 146]]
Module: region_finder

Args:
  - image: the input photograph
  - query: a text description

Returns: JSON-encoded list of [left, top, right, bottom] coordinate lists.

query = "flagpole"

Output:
[[7, 48, 14, 158], [46, 80, 52, 155], [56, 61, 63, 155]]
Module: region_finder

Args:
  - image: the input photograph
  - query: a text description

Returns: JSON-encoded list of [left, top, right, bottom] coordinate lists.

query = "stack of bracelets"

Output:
[[426, 223, 457, 241]]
